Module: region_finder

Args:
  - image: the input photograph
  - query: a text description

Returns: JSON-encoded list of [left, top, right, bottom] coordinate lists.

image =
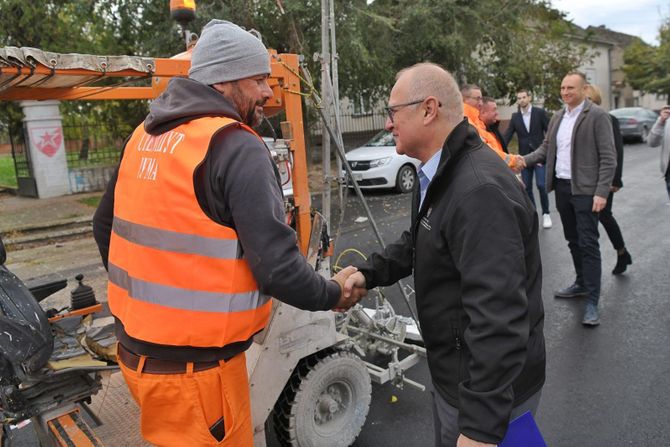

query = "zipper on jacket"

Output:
[[451, 324, 461, 351]]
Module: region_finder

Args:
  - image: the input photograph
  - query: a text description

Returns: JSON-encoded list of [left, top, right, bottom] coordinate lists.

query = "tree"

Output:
[[624, 17, 670, 97], [364, 0, 590, 109]]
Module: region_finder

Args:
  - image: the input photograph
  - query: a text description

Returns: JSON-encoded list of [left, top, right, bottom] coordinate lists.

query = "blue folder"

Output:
[[499, 411, 547, 447]]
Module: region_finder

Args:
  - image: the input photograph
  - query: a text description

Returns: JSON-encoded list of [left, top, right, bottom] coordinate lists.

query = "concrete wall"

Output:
[[580, 42, 613, 111]]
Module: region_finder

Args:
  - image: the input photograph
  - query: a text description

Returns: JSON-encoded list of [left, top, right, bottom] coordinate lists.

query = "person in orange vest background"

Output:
[[461, 84, 515, 168], [92, 19, 365, 447]]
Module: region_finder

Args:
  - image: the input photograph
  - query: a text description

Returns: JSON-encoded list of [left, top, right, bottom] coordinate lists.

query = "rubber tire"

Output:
[[272, 349, 372, 447], [394, 164, 416, 194]]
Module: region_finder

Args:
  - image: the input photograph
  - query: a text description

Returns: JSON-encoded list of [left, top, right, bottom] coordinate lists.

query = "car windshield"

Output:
[[365, 131, 395, 147]]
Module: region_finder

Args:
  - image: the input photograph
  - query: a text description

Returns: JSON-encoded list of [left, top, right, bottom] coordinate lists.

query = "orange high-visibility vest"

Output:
[[463, 103, 514, 168], [108, 117, 272, 348]]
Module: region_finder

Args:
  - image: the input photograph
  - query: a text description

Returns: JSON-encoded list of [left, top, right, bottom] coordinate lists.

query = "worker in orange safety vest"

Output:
[[461, 83, 515, 168], [93, 19, 366, 447]]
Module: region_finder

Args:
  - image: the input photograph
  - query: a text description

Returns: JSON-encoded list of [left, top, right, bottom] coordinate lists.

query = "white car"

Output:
[[264, 137, 293, 198], [344, 130, 420, 193]]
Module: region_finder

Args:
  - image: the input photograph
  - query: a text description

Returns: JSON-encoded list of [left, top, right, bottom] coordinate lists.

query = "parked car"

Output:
[[609, 107, 659, 143], [263, 136, 293, 198], [344, 130, 421, 193]]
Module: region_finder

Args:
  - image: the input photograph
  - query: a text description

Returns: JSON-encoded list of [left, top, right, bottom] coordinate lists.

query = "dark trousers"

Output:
[[521, 165, 550, 214], [554, 179, 601, 305], [598, 191, 625, 251]]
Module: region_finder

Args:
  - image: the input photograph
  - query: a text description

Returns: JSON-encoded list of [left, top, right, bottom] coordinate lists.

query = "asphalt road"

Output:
[[324, 140, 670, 447], [5, 141, 669, 446]]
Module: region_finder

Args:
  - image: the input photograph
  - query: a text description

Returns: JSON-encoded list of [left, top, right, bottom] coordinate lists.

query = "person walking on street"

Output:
[[92, 20, 364, 447], [504, 89, 552, 228], [648, 104, 670, 201], [515, 71, 616, 326], [345, 63, 546, 447], [584, 84, 632, 274]]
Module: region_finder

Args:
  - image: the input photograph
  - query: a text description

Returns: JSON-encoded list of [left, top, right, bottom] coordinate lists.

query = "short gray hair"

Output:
[[460, 84, 481, 97], [396, 62, 463, 125]]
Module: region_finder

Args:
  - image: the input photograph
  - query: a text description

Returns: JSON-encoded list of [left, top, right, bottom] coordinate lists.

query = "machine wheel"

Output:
[[394, 164, 416, 194], [272, 349, 372, 447]]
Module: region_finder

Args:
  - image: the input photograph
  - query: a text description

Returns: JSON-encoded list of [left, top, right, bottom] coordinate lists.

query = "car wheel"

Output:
[[395, 164, 416, 194], [640, 126, 649, 143]]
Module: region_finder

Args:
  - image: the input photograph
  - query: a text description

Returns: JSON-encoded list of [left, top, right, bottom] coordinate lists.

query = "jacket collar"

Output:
[[413, 119, 483, 218]]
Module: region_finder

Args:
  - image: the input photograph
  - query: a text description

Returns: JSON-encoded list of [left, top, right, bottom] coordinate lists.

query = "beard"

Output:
[[244, 99, 266, 127]]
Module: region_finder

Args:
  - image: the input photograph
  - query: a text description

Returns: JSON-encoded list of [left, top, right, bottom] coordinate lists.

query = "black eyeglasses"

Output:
[[385, 99, 425, 123], [385, 98, 441, 123]]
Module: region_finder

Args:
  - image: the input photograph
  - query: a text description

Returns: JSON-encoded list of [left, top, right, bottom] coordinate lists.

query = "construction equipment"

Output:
[[0, 21, 426, 447], [0, 234, 114, 446]]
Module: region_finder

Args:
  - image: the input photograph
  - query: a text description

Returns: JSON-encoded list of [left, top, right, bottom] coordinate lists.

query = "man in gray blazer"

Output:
[[515, 71, 616, 326], [648, 105, 670, 200]]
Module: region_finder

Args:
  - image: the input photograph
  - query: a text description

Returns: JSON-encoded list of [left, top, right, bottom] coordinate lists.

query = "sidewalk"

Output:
[[0, 190, 100, 235]]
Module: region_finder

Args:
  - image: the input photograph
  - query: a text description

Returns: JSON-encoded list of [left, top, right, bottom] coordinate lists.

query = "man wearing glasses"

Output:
[[345, 63, 546, 447]]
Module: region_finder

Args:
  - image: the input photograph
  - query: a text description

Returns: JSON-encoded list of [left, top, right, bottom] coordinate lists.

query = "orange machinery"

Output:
[[0, 47, 314, 255]]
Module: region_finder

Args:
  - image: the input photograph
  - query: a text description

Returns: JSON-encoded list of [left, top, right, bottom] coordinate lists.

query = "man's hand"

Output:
[[592, 195, 607, 213], [456, 434, 496, 447], [659, 106, 670, 124], [331, 267, 367, 312], [610, 185, 620, 193], [511, 155, 526, 173]]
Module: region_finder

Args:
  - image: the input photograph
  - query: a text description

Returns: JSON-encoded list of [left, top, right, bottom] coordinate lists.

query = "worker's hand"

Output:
[[331, 267, 367, 312], [511, 155, 526, 173], [456, 434, 496, 447], [592, 195, 607, 213]]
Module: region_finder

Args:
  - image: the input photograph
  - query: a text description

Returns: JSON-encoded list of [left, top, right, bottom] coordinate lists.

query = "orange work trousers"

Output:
[[118, 352, 253, 447]]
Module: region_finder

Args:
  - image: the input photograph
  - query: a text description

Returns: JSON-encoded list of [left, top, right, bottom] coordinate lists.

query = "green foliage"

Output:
[[0, 0, 594, 135], [77, 194, 102, 208], [0, 155, 17, 188], [624, 17, 670, 97]]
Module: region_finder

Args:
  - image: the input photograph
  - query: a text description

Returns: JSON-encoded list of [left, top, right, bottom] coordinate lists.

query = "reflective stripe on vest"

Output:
[[108, 262, 270, 313], [108, 116, 272, 348]]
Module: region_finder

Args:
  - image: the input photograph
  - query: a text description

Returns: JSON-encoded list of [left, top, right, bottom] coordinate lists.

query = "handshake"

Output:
[[510, 154, 527, 173], [330, 266, 368, 312]]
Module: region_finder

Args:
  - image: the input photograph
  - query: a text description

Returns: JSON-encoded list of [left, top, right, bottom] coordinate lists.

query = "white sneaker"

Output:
[[542, 214, 552, 229]]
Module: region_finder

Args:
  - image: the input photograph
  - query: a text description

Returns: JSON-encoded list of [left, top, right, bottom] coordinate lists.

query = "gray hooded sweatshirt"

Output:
[[93, 77, 339, 362]]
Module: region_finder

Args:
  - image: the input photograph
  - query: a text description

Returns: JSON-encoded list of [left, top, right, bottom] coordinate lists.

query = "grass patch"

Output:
[[0, 154, 17, 188], [77, 195, 102, 208]]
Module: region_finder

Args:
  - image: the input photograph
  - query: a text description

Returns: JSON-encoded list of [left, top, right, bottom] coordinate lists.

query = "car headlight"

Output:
[[369, 157, 392, 168]]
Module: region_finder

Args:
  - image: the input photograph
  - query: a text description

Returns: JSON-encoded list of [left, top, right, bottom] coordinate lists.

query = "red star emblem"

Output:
[[31, 127, 63, 157]]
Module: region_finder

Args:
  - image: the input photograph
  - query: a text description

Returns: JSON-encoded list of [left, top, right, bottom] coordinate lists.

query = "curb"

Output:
[[2, 216, 94, 250]]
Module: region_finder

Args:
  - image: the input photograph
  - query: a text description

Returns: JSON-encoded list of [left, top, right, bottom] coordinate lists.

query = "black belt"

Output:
[[555, 178, 571, 183], [117, 343, 220, 375]]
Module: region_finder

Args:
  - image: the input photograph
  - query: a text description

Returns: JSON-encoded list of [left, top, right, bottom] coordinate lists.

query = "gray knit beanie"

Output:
[[188, 19, 270, 85]]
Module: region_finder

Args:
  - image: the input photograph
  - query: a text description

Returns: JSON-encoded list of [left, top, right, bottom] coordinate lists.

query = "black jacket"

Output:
[[93, 78, 340, 362], [610, 114, 624, 188], [486, 121, 508, 154], [504, 106, 550, 155], [357, 120, 546, 444]]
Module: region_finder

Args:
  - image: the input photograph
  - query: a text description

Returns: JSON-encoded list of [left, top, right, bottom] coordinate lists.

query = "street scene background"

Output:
[[2, 139, 668, 446]]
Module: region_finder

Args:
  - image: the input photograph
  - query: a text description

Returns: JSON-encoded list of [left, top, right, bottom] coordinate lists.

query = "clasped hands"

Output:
[[510, 154, 526, 173], [330, 266, 367, 312]]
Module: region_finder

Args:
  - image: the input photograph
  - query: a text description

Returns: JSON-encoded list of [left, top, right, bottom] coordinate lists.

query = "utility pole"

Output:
[[329, 0, 343, 204], [320, 0, 332, 231]]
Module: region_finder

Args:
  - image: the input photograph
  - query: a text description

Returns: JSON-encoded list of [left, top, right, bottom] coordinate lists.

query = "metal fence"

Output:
[[303, 110, 388, 164]]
